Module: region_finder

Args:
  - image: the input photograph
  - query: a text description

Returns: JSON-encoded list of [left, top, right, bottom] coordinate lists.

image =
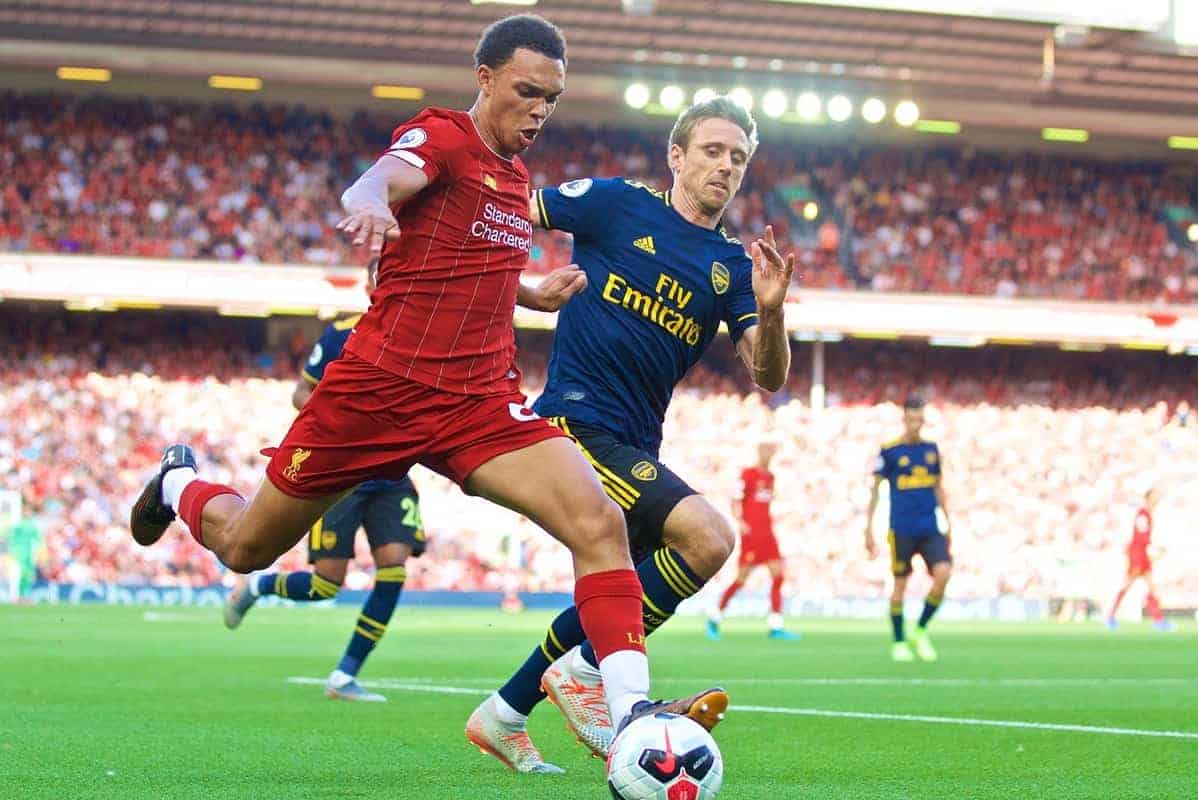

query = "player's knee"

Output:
[[223, 542, 278, 574], [572, 497, 629, 560], [684, 505, 735, 573]]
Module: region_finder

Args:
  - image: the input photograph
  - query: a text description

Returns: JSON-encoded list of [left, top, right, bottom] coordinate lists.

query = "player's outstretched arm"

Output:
[[291, 380, 314, 411], [736, 225, 795, 392], [336, 156, 430, 256], [516, 264, 588, 312]]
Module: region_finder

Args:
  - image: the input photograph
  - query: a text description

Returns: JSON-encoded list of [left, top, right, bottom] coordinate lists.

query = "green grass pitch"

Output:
[[2, 605, 1194, 799]]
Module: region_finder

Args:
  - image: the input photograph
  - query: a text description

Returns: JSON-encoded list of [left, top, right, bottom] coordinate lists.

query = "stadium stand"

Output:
[[3, 91, 1196, 300], [5, 308, 1194, 605]]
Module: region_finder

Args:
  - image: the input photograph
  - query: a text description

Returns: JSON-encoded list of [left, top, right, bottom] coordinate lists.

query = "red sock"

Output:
[[1145, 593, 1163, 623], [1110, 587, 1129, 616], [718, 581, 743, 611], [177, 480, 242, 546], [574, 569, 645, 661], [770, 575, 784, 614]]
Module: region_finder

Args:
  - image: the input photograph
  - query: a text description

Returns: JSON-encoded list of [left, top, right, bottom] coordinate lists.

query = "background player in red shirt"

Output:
[[128, 15, 726, 752], [707, 440, 800, 641], [1107, 487, 1174, 631]]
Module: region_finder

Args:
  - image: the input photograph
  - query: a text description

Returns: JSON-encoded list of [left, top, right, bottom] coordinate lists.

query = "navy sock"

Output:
[[890, 602, 905, 642], [580, 548, 705, 668], [337, 565, 405, 677], [255, 571, 340, 601], [918, 594, 943, 629], [497, 605, 586, 716]]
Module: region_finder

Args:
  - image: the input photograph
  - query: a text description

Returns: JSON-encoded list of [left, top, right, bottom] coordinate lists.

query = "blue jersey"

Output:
[[532, 177, 759, 454], [303, 316, 412, 495], [874, 439, 941, 537]]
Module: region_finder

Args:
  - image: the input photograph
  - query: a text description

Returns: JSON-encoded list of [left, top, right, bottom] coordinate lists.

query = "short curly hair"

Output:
[[474, 15, 567, 70]]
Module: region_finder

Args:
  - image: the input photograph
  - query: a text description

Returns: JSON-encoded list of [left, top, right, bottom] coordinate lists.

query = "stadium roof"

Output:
[[2, 0, 1197, 141]]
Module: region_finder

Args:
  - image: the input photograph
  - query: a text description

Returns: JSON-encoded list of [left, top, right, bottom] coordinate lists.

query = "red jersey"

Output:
[[740, 466, 774, 536], [345, 108, 533, 395], [1129, 507, 1152, 558]]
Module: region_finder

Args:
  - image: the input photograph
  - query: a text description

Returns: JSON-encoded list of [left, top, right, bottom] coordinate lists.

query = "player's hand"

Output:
[[750, 225, 796, 312], [864, 535, 877, 559], [336, 206, 401, 257], [529, 264, 588, 312]]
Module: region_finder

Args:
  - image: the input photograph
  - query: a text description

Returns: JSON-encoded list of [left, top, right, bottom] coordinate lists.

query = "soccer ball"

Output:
[[607, 712, 723, 800]]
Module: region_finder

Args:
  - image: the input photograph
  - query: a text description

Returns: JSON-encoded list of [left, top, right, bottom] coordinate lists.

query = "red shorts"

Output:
[[739, 530, 782, 567], [1127, 554, 1151, 577], [266, 352, 563, 498]]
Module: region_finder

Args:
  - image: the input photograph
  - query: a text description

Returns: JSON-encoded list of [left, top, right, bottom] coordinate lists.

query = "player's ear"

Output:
[[667, 142, 684, 174], [476, 64, 494, 96]]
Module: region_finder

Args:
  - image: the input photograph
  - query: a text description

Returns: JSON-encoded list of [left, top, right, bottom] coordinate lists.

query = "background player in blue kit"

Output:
[[466, 96, 796, 773], [223, 281, 427, 702], [865, 395, 953, 662]]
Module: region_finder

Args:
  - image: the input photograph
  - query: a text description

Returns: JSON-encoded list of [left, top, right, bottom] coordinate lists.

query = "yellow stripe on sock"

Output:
[[358, 614, 387, 634], [375, 566, 407, 583], [546, 625, 565, 655], [656, 549, 699, 596], [354, 625, 382, 642], [275, 572, 287, 598], [654, 550, 695, 599], [539, 642, 554, 661], [642, 592, 668, 621], [311, 574, 340, 599]]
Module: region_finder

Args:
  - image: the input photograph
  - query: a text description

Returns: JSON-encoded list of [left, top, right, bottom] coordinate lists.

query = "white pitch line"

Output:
[[284, 677, 1198, 740], [291, 675, 1194, 688], [732, 705, 1198, 741]]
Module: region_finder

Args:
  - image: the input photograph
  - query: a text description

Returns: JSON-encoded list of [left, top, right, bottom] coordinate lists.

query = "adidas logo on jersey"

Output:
[[632, 235, 656, 255]]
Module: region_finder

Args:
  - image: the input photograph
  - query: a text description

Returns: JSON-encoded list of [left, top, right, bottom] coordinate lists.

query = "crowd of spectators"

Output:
[[4, 91, 1197, 302], [4, 309, 1195, 610]]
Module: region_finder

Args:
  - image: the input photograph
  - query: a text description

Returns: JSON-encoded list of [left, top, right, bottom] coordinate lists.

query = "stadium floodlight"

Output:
[[862, 97, 886, 124], [1189, 223, 1198, 243], [624, 83, 651, 110], [728, 87, 754, 111], [803, 201, 820, 221], [796, 91, 821, 121], [826, 94, 852, 122], [894, 100, 920, 127], [1167, 136, 1198, 151], [761, 89, 788, 119], [659, 85, 685, 112], [693, 87, 718, 105], [1042, 127, 1089, 143]]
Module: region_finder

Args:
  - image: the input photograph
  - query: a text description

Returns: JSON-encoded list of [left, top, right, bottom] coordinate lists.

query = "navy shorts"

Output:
[[888, 531, 951, 577], [549, 417, 697, 563], [308, 477, 426, 561]]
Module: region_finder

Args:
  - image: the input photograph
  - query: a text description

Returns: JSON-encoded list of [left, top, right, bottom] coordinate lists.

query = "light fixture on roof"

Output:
[[894, 100, 920, 127], [796, 92, 821, 121], [693, 87, 718, 105], [761, 90, 788, 119], [862, 97, 886, 124], [659, 85, 685, 112], [728, 87, 754, 111], [826, 95, 852, 122], [624, 83, 651, 109]]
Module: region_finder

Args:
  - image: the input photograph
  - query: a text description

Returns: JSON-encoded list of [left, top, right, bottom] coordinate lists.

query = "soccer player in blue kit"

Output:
[[465, 96, 796, 773], [864, 395, 953, 662]]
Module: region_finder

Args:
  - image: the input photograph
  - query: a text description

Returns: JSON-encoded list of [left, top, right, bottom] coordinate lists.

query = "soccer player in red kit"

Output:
[[707, 440, 800, 641], [128, 14, 726, 748], [1107, 487, 1174, 632]]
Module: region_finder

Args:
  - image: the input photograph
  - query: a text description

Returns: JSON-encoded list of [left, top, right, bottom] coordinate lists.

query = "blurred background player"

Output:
[[1106, 487, 1174, 632], [707, 439, 800, 641], [468, 96, 794, 772], [865, 396, 953, 662], [223, 273, 429, 701]]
